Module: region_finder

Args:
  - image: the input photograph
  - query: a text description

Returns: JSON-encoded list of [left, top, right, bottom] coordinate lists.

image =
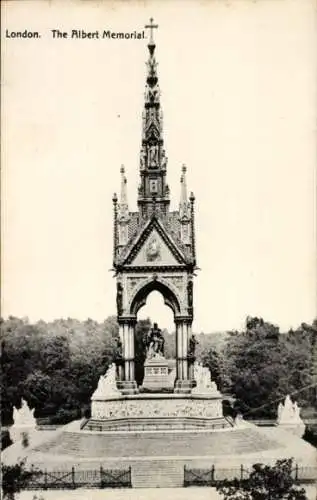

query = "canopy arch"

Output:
[[130, 278, 181, 317]]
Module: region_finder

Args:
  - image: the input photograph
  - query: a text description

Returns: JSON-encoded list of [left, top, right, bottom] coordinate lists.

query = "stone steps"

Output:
[[131, 460, 184, 488], [85, 416, 231, 432], [32, 427, 280, 459]]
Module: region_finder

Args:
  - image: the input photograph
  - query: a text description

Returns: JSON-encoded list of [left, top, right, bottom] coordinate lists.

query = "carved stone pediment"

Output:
[[121, 217, 187, 268]]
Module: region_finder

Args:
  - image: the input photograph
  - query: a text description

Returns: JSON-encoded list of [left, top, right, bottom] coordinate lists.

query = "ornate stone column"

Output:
[[118, 316, 138, 394], [174, 316, 192, 394]]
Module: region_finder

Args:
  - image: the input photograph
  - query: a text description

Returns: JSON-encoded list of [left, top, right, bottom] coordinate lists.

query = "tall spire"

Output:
[[137, 18, 169, 218]]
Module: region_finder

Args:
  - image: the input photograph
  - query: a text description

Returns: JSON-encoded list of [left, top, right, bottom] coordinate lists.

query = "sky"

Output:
[[1, 0, 316, 333]]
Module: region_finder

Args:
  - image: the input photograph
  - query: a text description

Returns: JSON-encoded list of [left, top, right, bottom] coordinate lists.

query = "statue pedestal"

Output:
[[142, 355, 173, 391], [89, 392, 226, 431], [174, 380, 192, 394], [10, 425, 37, 444], [192, 384, 221, 397], [276, 422, 306, 438], [91, 388, 122, 401]]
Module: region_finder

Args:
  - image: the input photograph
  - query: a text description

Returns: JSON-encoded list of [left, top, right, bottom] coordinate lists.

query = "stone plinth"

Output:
[[142, 355, 172, 391], [10, 426, 37, 445], [276, 422, 306, 438], [90, 392, 225, 431], [192, 382, 221, 397]]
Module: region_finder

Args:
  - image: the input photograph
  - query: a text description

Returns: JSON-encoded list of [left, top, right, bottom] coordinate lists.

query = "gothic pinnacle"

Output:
[[120, 164, 128, 208], [180, 164, 188, 216]]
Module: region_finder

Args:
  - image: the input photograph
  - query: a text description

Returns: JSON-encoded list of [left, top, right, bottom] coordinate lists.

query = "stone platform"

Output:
[[2, 394, 316, 489], [90, 392, 225, 431], [3, 420, 316, 482]]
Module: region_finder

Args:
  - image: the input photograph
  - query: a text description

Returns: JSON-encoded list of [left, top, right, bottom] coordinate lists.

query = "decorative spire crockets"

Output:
[[137, 18, 169, 218]]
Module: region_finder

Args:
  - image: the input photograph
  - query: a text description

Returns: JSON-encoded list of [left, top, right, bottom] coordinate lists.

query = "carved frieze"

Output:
[[91, 398, 223, 420]]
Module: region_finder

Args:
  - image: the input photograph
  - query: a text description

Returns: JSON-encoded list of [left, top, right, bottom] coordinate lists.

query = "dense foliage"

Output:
[[134, 318, 151, 385], [1, 316, 119, 424], [1, 459, 35, 500], [216, 458, 308, 500], [1, 429, 13, 450], [1, 315, 316, 425], [219, 318, 317, 418]]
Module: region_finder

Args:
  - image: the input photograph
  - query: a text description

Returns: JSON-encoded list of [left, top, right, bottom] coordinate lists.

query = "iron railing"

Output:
[[184, 464, 317, 486], [24, 466, 132, 490]]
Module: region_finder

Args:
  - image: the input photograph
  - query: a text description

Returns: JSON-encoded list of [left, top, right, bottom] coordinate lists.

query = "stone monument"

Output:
[[3, 23, 317, 486], [141, 323, 173, 391], [192, 362, 221, 396], [276, 395, 306, 437], [91, 363, 122, 401], [10, 399, 36, 444]]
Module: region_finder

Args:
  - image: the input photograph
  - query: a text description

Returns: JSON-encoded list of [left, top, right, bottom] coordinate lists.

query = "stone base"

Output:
[[192, 387, 221, 397], [174, 380, 192, 394], [142, 356, 172, 391], [9, 426, 37, 444], [90, 392, 225, 432], [119, 381, 139, 395], [276, 422, 306, 438]]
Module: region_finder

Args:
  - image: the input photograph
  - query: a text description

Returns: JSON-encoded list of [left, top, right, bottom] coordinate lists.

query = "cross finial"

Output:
[[145, 17, 158, 44]]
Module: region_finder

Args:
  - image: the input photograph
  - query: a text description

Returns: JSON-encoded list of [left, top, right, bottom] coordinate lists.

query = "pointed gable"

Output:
[[121, 216, 187, 267]]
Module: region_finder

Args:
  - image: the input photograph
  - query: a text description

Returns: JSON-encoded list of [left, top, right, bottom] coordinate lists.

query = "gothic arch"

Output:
[[129, 278, 181, 316]]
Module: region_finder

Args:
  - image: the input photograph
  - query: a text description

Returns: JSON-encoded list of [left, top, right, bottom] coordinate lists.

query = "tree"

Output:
[[221, 317, 317, 419], [216, 459, 307, 500], [0, 317, 45, 424], [0, 315, 119, 424], [201, 347, 225, 390], [162, 328, 175, 359], [223, 318, 286, 418], [1, 460, 34, 500], [1, 430, 12, 451], [22, 370, 53, 412], [134, 318, 151, 385], [278, 326, 314, 411]]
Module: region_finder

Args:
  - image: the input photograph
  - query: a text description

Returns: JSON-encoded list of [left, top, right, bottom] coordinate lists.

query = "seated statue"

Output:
[[143, 322, 165, 359]]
